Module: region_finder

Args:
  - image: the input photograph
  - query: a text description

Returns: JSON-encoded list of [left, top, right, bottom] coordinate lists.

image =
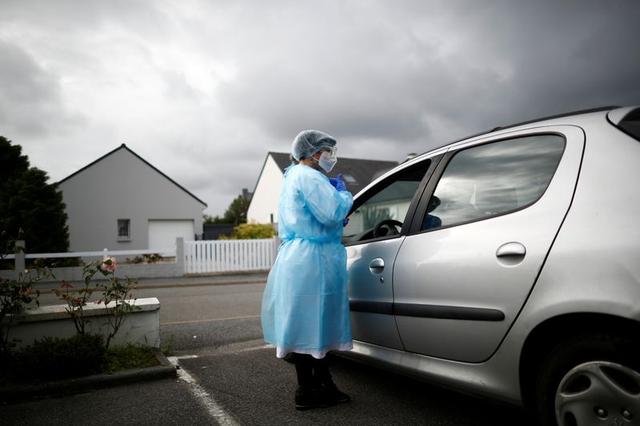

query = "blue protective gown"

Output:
[[261, 163, 354, 359]]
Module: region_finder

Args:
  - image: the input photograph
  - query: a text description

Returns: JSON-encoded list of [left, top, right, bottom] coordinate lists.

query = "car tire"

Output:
[[533, 332, 640, 426]]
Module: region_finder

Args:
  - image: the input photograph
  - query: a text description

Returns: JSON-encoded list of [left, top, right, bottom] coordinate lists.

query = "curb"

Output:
[[0, 350, 177, 404]]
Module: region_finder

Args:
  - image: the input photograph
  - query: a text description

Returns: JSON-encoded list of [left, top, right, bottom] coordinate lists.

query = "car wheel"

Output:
[[533, 333, 640, 426]]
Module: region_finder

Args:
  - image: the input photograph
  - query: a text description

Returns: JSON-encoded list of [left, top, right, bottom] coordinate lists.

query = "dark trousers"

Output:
[[292, 353, 331, 388]]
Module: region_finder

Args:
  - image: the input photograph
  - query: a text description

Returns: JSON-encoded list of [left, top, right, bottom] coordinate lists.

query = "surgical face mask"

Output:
[[317, 150, 337, 173]]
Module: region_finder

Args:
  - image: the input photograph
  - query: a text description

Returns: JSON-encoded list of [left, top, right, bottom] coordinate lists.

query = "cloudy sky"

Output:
[[1, 0, 639, 216]]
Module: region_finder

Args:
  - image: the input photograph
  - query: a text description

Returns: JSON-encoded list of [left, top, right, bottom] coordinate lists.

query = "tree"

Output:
[[222, 195, 250, 226], [203, 193, 251, 227], [203, 214, 229, 225], [0, 136, 70, 254]]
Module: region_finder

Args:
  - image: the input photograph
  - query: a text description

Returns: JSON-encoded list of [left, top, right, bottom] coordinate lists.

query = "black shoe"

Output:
[[322, 381, 351, 404], [294, 387, 333, 411]]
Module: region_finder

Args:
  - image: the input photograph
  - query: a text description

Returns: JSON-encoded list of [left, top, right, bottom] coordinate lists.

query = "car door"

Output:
[[344, 155, 442, 349], [393, 126, 584, 362]]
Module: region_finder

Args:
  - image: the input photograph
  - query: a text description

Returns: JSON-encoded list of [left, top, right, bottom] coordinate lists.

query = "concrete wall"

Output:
[[246, 155, 284, 224], [0, 238, 185, 282], [0, 262, 182, 283], [59, 146, 206, 251], [7, 298, 161, 349]]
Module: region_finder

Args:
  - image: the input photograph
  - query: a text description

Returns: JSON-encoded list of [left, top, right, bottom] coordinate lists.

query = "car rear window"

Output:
[[617, 108, 640, 142], [422, 134, 565, 230]]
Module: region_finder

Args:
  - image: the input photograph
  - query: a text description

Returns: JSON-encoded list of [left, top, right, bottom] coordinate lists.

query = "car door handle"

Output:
[[496, 242, 526, 258], [369, 258, 385, 274]]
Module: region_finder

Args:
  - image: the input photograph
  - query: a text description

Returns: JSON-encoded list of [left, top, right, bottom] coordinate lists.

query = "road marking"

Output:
[[168, 356, 240, 426], [237, 344, 271, 353], [174, 354, 199, 360], [162, 315, 260, 326]]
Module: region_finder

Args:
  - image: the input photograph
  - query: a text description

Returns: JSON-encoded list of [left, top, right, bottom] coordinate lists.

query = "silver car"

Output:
[[341, 106, 640, 426]]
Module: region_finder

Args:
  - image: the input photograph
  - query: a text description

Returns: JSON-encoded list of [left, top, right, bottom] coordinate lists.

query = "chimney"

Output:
[[242, 188, 253, 201]]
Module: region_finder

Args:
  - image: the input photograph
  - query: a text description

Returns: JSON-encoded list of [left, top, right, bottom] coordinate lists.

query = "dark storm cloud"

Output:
[[473, 1, 640, 125], [0, 0, 638, 215], [0, 40, 75, 137], [214, 2, 439, 142], [215, 0, 640, 151]]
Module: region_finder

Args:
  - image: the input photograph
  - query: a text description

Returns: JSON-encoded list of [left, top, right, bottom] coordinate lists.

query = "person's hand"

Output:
[[329, 177, 339, 188], [334, 174, 347, 192], [343, 217, 350, 227]]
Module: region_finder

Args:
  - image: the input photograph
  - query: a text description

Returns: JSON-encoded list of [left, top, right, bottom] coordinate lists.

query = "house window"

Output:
[[117, 219, 131, 241]]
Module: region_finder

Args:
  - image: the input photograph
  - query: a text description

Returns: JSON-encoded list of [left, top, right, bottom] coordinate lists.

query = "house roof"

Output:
[[266, 151, 398, 195], [58, 143, 208, 207]]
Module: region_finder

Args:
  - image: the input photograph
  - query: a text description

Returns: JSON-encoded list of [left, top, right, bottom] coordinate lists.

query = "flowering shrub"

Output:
[[100, 256, 117, 272], [0, 269, 48, 357], [96, 257, 138, 349], [54, 256, 139, 349], [54, 261, 102, 335]]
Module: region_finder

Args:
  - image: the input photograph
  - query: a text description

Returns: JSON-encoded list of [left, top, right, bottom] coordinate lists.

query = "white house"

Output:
[[58, 144, 207, 252], [247, 152, 398, 224]]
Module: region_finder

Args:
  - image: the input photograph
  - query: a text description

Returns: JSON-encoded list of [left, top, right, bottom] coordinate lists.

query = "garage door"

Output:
[[148, 220, 195, 251]]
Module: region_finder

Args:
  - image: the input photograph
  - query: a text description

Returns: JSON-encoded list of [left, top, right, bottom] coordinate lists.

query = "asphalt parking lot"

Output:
[[4, 278, 533, 425], [174, 340, 531, 425]]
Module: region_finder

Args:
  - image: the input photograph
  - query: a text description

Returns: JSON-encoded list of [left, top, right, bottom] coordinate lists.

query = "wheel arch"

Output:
[[519, 312, 640, 406]]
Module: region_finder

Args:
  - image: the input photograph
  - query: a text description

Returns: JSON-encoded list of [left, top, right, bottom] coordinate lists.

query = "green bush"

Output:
[[126, 253, 162, 264], [17, 334, 106, 381], [226, 223, 276, 239]]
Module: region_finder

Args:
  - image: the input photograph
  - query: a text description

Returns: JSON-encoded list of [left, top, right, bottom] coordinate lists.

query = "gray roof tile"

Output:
[[268, 152, 398, 194]]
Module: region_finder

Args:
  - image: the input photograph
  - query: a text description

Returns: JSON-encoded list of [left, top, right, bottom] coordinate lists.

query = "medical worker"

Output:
[[261, 129, 353, 410]]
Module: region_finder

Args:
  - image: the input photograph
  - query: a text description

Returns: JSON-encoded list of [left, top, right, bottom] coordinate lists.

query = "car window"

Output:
[[421, 134, 565, 230], [343, 160, 431, 244], [617, 108, 640, 142]]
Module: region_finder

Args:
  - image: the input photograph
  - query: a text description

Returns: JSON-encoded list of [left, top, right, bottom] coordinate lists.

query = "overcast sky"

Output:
[[1, 0, 639, 216]]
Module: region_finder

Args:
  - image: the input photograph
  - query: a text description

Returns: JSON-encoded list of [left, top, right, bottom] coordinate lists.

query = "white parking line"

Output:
[[237, 344, 271, 353], [168, 356, 240, 426]]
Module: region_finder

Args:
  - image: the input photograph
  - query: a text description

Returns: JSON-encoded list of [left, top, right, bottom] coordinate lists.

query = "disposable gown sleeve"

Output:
[[300, 172, 353, 226]]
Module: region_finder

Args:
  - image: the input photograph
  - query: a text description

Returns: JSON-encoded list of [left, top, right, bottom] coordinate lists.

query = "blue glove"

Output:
[[334, 174, 347, 192], [329, 177, 339, 188]]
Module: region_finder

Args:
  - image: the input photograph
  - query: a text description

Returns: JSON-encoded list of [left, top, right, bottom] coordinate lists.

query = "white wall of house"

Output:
[[247, 154, 284, 224], [59, 147, 205, 251]]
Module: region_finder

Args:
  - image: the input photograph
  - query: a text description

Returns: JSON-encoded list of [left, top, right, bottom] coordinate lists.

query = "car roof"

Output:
[[489, 106, 618, 133], [357, 106, 621, 196], [352, 105, 621, 198], [417, 105, 620, 159]]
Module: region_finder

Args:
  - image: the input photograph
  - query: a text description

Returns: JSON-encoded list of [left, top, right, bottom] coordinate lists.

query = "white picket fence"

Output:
[[1, 237, 279, 278], [184, 238, 278, 274]]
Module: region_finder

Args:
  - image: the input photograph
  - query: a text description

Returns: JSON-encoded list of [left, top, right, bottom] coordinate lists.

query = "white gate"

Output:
[[184, 238, 278, 274]]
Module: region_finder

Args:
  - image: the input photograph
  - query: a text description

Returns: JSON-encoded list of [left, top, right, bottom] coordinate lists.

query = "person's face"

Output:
[[312, 149, 328, 161]]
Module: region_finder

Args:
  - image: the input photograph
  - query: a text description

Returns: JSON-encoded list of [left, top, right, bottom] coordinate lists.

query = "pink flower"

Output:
[[101, 256, 118, 273]]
